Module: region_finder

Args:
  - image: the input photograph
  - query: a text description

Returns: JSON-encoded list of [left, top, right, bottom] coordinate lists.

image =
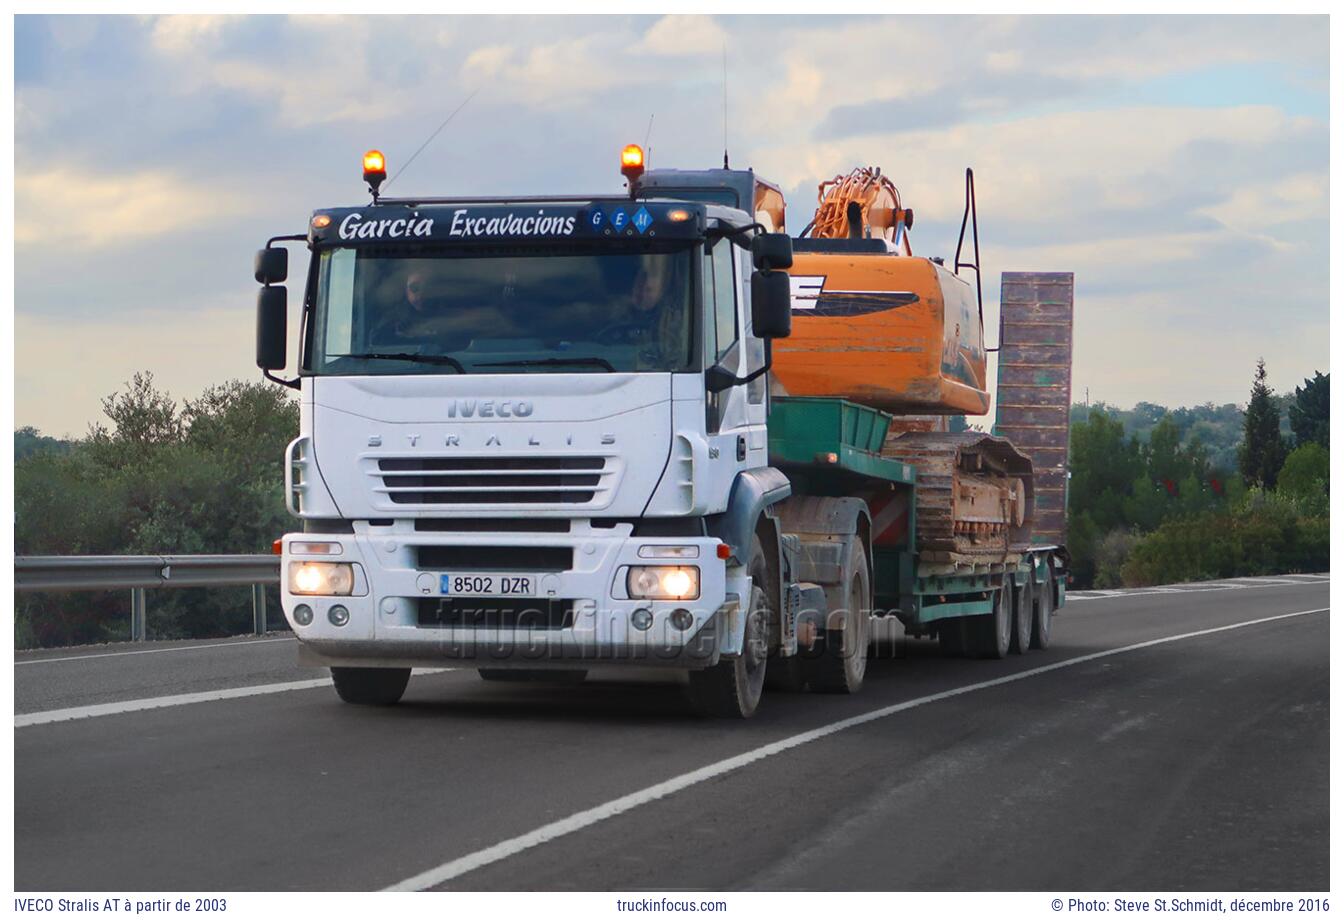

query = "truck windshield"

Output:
[[307, 244, 695, 375]]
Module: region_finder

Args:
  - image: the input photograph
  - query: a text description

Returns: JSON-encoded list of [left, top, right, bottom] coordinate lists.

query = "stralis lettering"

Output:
[[338, 212, 434, 240], [449, 209, 576, 238]]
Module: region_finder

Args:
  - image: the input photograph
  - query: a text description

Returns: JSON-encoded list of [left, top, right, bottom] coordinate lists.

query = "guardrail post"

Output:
[[252, 584, 267, 636], [130, 588, 147, 642]]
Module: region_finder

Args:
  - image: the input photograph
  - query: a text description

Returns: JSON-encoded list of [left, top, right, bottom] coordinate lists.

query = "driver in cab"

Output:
[[609, 256, 688, 367], [373, 268, 499, 349]]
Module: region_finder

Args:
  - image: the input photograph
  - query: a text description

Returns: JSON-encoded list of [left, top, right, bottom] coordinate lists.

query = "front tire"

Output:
[[331, 667, 411, 706], [687, 537, 771, 718]]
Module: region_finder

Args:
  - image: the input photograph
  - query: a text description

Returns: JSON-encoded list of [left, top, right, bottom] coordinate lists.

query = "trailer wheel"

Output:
[[808, 542, 871, 694], [687, 537, 770, 718], [1010, 577, 1033, 655], [1030, 571, 1055, 650], [330, 667, 411, 706], [478, 669, 588, 684], [969, 584, 1011, 660]]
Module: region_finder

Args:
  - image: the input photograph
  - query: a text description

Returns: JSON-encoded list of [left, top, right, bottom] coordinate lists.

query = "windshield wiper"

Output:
[[475, 356, 617, 372], [334, 352, 466, 373]]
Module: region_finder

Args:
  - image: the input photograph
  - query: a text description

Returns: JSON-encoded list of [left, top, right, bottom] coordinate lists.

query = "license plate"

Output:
[[439, 573, 538, 597]]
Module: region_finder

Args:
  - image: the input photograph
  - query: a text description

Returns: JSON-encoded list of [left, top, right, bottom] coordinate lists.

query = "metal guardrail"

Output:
[[15, 555, 281, 642]]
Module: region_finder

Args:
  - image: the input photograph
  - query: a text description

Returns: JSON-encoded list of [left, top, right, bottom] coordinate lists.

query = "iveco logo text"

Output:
[[338, 212, 434, 240], [446, 400, 534, 419]]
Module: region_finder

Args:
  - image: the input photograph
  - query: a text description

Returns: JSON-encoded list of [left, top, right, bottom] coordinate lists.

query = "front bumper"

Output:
[[280, 520, 732, 670]]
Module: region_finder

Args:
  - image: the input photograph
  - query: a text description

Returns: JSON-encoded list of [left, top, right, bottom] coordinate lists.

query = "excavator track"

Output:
[[882, 431, 1035, 564]]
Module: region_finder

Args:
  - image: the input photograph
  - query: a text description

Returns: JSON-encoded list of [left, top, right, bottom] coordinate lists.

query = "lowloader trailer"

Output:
[[254, 146, 1073, 717]]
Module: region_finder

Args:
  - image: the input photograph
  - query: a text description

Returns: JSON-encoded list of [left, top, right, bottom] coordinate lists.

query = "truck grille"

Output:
[[417, 597, 574, 630], [415, 545, 573, 571], [370, 456, 613, 507]]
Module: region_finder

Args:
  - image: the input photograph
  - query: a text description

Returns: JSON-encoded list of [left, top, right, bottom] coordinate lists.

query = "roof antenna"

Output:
[[383, 88, 479, 192], [644, 113, 654, 165], [721, 43, 729, 169]]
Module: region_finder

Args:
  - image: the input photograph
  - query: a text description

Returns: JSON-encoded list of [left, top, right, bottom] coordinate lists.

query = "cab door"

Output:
[[703, 239, 769, 476]]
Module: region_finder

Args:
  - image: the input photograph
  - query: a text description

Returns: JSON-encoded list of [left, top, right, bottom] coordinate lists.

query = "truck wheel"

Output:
[[969, 583, 1011, 660], [478, 669, 587, 684], [687, 537, 771, 718], [1030, 572, 1055, 650], [1010, 577, 1033, 655], [808, 541, 871, 694], [330, 667, 411, 706]]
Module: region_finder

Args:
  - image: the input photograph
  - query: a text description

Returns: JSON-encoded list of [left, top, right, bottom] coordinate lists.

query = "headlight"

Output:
[[288, 561, 355, 596], [627, 565, 700, 600]]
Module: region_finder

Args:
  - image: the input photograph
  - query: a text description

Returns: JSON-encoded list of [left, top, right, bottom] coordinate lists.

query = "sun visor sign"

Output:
[[310, 201, 704, 246]]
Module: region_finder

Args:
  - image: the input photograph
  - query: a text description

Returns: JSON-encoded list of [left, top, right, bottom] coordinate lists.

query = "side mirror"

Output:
[[256, 286, 288, 370], [255, 247, 288, 285], [751, 232, 793, 271], [751, 270, 792, 339]]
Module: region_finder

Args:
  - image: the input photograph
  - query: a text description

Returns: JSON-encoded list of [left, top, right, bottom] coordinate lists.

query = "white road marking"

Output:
[[15, 636, 296, 666], [1066, 576, 1327, 602], [387, 605, 1327, 891], [15, 669, 454, 728]]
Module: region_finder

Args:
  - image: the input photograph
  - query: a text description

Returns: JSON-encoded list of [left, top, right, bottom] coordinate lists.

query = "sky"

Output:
[[12, 13, 1331, 437]]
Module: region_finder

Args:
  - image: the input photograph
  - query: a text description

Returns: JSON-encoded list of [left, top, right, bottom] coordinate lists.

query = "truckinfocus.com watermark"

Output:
[[615, 898, 728, 912]]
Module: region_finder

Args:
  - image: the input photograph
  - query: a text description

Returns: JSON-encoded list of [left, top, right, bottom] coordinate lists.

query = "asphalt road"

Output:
[[14, 575, 1329, 892]]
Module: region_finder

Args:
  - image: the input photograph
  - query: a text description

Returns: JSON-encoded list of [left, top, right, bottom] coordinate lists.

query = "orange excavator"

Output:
[[771, 166, 1035, 563]]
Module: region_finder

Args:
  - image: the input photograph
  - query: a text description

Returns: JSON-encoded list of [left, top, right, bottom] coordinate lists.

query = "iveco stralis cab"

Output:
[[254, 147, 797, 716]]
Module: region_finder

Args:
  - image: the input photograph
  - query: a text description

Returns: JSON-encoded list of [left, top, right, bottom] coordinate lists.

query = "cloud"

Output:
[[15, 166, 245, 250], [639, 15, 727, 55], [149, 14, 235, 53], [9, 14, 1330, 434]]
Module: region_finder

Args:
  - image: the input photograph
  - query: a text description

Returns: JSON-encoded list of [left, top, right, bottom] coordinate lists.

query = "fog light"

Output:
[[631, 608, 654, 630], [328, 605, 350, 627], [293, 604, 313, 626], [670, 608, 694, 631]]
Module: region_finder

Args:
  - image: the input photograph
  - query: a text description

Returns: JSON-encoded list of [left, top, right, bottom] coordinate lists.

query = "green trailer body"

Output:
[[768, 395, 1067, 632]]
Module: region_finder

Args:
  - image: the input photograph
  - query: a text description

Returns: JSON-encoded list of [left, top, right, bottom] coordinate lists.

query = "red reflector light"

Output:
[[716, 543, 732, 560], [272, 539, 283, 556]]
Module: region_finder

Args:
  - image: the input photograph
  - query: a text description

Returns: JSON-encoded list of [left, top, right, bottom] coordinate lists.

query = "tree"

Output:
[[1238, 359, 1288, 489], [1277, 442, 1329, 500], [15, 374, 298, 647], [1289, 371, 1329, 449]]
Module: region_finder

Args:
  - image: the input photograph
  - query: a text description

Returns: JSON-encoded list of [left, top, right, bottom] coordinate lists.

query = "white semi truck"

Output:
[[255, 147, 1071, 718]]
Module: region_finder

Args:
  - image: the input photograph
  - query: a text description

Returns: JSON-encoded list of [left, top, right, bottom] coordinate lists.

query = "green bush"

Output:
[[1121, 498, 1328, 587], [1093, 527, 1140, 588]]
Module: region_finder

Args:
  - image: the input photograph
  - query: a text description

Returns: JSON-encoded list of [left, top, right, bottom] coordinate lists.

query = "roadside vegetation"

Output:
[[14, 373, 297, 648], [1067, 364, 1329, 588], [12, 363, 1329, 645]]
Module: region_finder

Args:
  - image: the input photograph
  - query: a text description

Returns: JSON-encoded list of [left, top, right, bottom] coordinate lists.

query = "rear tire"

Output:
[[1010, 577, 1033, 655], [478, 669, 588, 684], [969, 583, 1011, 660], [330, 667, 411, 706], [687, 537, 771, 718], [1030, 571, 1055, 650], [807, 541, 871, 694]]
